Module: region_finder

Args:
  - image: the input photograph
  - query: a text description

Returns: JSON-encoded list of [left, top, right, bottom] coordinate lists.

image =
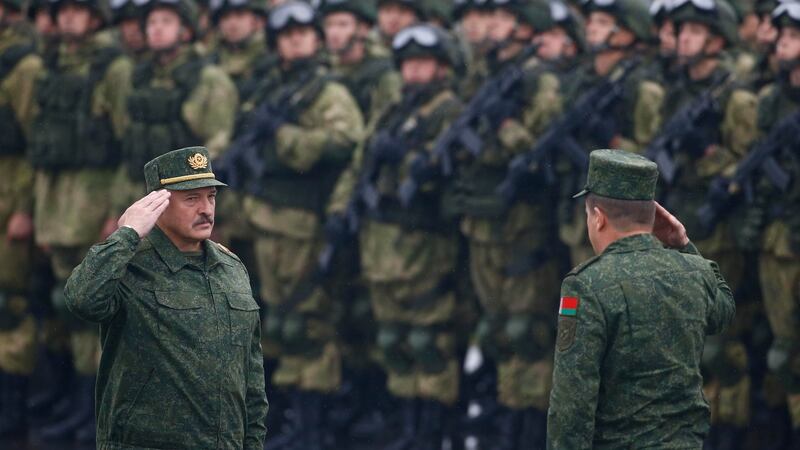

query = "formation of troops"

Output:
[[0, 0, 799, 448]]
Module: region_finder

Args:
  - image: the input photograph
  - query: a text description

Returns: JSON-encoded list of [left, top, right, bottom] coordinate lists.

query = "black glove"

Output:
[[484, 98, 518, 128], [585, 113, 617, 147], [248, 102, 286, 141], [324, 213, 350, 245], [371, 131, 407, 164]]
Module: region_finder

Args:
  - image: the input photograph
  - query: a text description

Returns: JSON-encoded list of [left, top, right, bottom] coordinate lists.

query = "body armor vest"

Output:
[[0, 41, 36, 155], [123, 53, 204, 178], [28, 46, 122, 169], [341, 56, 393, 116]]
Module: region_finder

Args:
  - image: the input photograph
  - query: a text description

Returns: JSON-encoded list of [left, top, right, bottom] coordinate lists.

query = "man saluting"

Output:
[[64, 146, 268, 450]]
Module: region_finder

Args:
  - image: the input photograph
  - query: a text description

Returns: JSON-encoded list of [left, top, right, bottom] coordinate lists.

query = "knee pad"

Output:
[[704, 337, 747, 386], [377, 323, 412, 374], [408, 327, 446, 374], [263, 310, 284, 342], [768, 339, 800, 394], [476, 315, 504, 360], [505, 315, 554, 362], [281, 313, 308, 352]]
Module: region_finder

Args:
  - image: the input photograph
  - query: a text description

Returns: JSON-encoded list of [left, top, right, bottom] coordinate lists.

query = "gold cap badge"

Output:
[[188, 153, 208, 170]]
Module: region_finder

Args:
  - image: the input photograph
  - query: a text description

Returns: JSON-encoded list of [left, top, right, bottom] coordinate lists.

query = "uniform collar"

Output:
[[601, 233, 662, 256], [147, 226, 231, 273]]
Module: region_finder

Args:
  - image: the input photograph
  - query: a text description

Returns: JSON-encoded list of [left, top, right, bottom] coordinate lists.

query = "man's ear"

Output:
[[592, 206, 607, 233]]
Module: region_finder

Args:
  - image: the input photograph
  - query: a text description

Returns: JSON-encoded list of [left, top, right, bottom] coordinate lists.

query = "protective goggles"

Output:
[[130, 0, 181, 7], [550, 0, 569, 21], [392, 24, 440, 50], [773, 1, 800, 21], [269, 1, 315, 30], [671, 0, 716, 12], [110, 0, 131, 9]]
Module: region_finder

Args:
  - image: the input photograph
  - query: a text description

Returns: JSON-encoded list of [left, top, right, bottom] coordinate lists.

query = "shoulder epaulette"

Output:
[[567, 254, 602, 276]]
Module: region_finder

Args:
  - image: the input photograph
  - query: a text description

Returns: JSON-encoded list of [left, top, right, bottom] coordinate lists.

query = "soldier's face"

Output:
[[658, 20, 676, 55], [120, 18, 146, 52], [401, 56, 440, 84], [488, 8, 517, 43], [537, 27, 574, 60], [460, 9, 492, 45], [757, 13, 778, 48], [277, 26, 319, 62], [586, 11, 616, 47], [219, 9, 260, 44], [35, 9, 58, 36], [676, 21, 713, 60], [378, 2, 417, 39], [147, 8, 187, 51], [323, 11, 359, 52], [56, 4, 96, 39], [158, 187, 217, 243], [776, 27, 800, 62]]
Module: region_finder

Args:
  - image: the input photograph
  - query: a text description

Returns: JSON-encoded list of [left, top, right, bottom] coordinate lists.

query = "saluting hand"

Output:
[[653, 202, 689, 249], [117, 190, 171, 239]]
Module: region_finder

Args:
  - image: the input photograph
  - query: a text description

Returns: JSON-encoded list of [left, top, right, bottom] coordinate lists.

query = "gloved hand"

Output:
[[248, 102, 286, 140], [585, 113, 617, 147], [484, 98, 518, 128], [371, 131, 407, 164]]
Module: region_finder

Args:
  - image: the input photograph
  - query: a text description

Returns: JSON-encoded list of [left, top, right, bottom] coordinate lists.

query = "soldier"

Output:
[[535, 0, 584, 86], [319, 0, 402, 127], [376, 0, 423, 45], [547, 149, 736, 449], [0, 0, 43, 437], [452, 0, 494, 98], [64, 146, 268, 450], [114, 0, 238, 222], [650, 0, 681, 84], [557, 0, 664, 267], [659, 0, 758, 443], [753, 2, 800, 445], [27, 0, 57, 44], [325, 22, 462, 449], [27, 0, 132, 441], [230, 2, 363, 447], [110, 0, 147, 59]]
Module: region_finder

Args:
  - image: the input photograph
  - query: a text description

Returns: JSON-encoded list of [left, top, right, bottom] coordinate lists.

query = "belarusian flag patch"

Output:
[[559, 297, 579, 316]]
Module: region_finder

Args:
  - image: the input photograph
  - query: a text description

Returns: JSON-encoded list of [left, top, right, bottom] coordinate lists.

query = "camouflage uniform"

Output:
[[114, 0, 238, 216], [557, 0, 665, 268], [548, 150, 736, 449], [660, 0, 759, 433], [0, 6, 43, 435], [64, 147, 268, 450], [237, 1, 363, 400], [753, 5, 800, 439]]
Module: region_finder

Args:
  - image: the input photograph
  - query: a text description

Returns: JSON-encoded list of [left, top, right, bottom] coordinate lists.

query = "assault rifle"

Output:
[[695, 108, 798, 232], [645, 73, 732, 186], [397, 45, 537, 206], [495, 58, 640, 203]]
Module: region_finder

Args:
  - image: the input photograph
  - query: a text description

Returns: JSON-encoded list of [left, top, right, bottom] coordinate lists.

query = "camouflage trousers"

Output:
[[759, 252, 800, 428], [253, 231, 341, 393], [49, 246, 100, 376], [698, 246, 749, 427], [0, 229, 36, 375], [469, 240, 560, 410]]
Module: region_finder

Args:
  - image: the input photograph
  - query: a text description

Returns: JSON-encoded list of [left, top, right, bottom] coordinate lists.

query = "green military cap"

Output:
[[573, 149, 659, 200], [144, 146, 227, 193]]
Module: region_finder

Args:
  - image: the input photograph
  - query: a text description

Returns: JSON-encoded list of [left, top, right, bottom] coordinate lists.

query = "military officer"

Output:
[[547, 149, 736, 449], [0, 0, 43, 436], [64, 146, 268, 450], [28, 0, 132, 440]]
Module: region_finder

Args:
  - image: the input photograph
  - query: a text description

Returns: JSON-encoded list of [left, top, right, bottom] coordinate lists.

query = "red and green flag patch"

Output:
[[559, 297, 579, 316]]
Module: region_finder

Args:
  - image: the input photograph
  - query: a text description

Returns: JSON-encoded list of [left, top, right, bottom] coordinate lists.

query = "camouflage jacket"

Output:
[[547, 234, 735, 450], [64, 226, 267, 450]]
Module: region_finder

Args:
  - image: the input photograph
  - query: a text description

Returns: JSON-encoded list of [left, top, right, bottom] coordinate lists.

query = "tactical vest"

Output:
[[341, 56, 394, 116], [28, 46, 122, 169], [367, 88, 458, 233], [249, 66, 347, 216], [123, 53, 204, 179], [0, 41, 36, 156]]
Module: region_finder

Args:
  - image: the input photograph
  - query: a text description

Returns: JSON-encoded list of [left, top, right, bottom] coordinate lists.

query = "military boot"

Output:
[[264, 388, 301, 450], [38, 374, 95, 440], [493, 406, 523, 450], [28, 349, 73, 425], [384, 398, 420, 450], [298, 390, 325, 450], [519, 408, 547, 450], [415, 399, 445, 450], [0, 371, 28, 437]]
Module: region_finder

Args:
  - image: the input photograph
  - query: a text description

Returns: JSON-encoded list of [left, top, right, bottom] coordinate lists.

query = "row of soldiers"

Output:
[[0, 0, 799, 448]]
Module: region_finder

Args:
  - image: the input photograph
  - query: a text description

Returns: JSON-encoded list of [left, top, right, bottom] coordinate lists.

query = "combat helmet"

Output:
[[488, 0, 553, 30], [140, 0, 200, 34], [109, 0, 144, 24], [376, 0, 425, 20], [392, 23, 459, 68], [48, 0, 112, 25], [452, 0, 492, 20], [1, 0, 25, 12], [546, 0, 586, 51], [771, 0, 800, 29], [669, 0, 740, 45], [267, 0, 323, 44], [316, 0, 376, 24], [582, 0, 654, 42], [208, 0, 267, 24]]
